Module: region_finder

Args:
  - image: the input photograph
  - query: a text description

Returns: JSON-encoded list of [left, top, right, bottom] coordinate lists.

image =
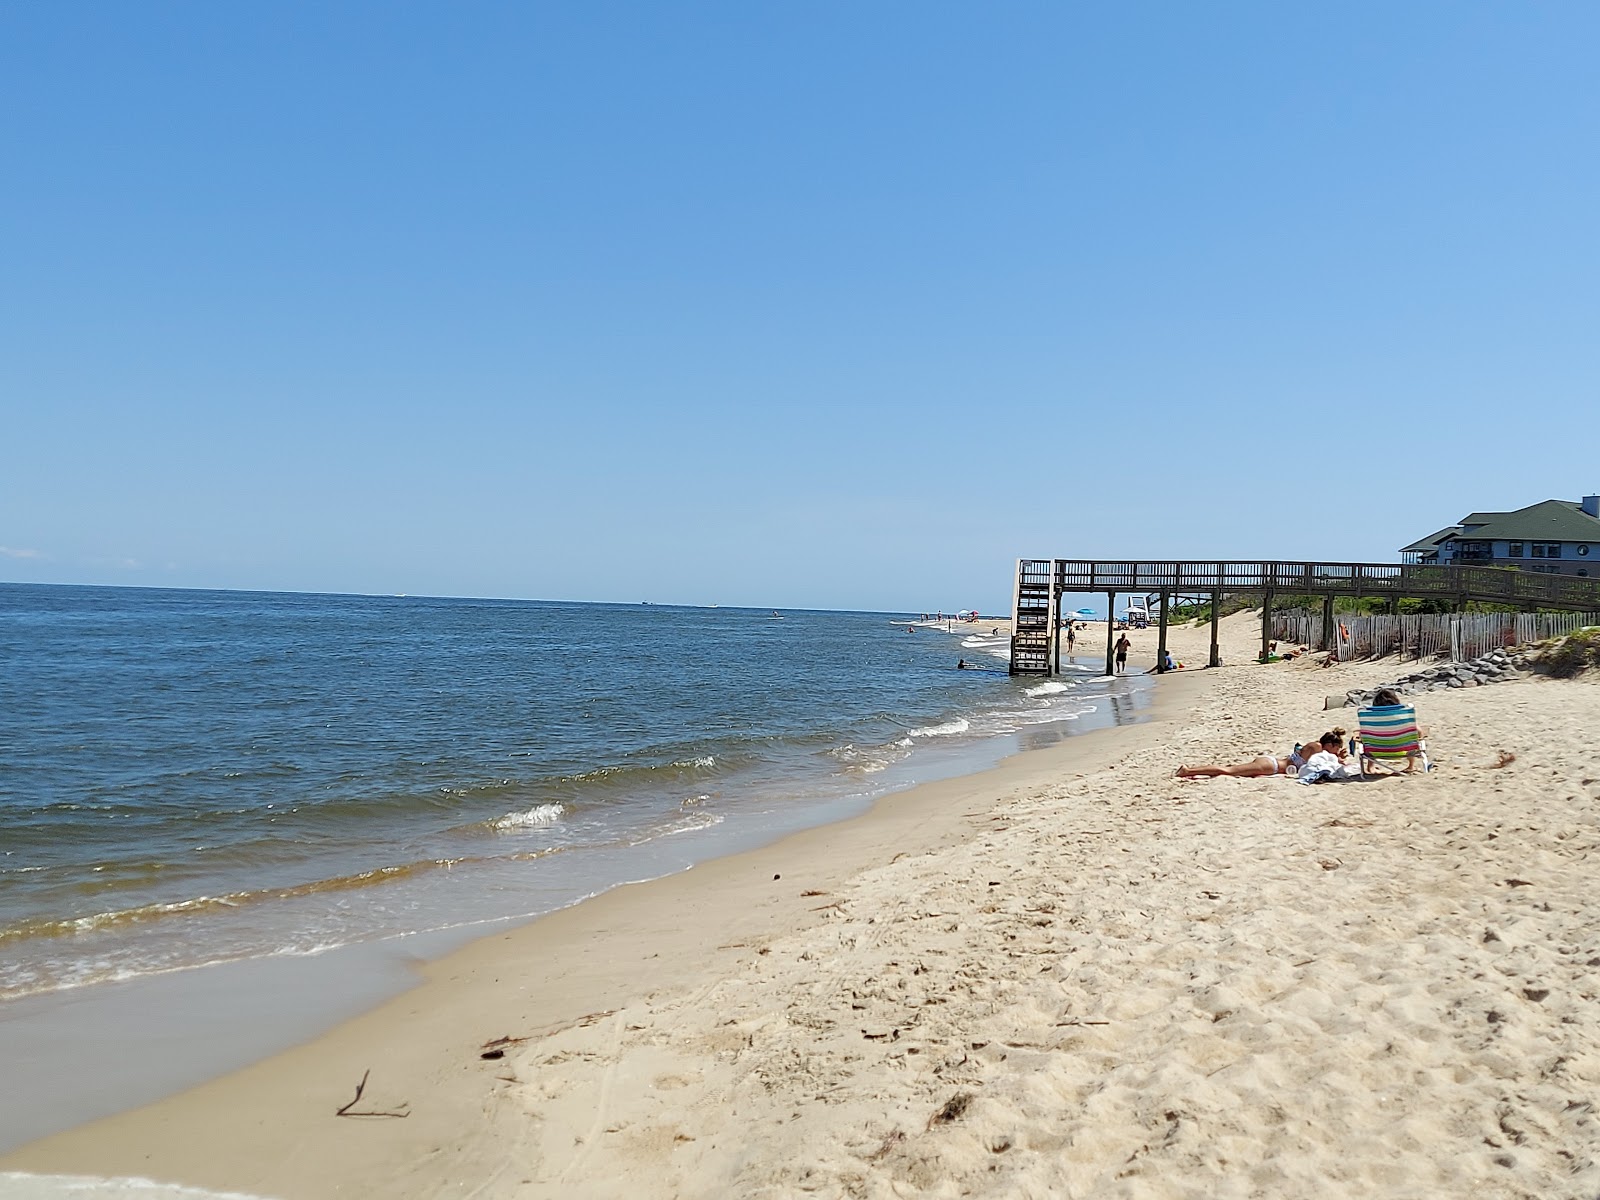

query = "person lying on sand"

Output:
[[1177, 727, 1347, 778]]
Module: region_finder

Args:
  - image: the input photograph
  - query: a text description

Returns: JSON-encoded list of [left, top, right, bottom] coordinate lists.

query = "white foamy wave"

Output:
[[676, 755, 715, 769], [909, 717, 970, 738], [1025, 681, 1072, 697], [829, 738, 915, 774], [656, 812, 725, 837], [489, 803, 565, 830], [277, 940, 343, 958], [848, 752, 897, 775], [961, 636, 1006, 648], [0, 1172, 275, 1199]]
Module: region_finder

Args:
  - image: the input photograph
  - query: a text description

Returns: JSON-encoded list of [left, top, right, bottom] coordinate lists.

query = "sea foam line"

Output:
[[0, 1172, 275, 1199]]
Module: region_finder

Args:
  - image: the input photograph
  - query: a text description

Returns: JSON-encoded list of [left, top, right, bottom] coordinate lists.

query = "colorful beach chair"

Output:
[[1356, 703, 1431, 777]]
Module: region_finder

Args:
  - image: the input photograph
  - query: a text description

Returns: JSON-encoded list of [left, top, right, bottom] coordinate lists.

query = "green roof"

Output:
[[1399, 526, 1460, 553], [1452, 499, 1600, 543]]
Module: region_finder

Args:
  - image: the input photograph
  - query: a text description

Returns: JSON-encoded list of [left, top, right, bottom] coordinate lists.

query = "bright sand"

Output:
[[5, 613, 1599, 1198]]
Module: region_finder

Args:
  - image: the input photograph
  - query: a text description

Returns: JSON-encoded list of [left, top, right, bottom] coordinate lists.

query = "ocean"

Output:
[[0, 583, 1149, 1149]]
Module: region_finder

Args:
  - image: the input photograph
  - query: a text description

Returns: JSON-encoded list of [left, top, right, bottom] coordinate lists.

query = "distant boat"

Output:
[[769, 611, 784, 620]]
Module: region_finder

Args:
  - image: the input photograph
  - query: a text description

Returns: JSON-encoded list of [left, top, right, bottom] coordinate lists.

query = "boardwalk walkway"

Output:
[[1011, 559, 1600, 676]]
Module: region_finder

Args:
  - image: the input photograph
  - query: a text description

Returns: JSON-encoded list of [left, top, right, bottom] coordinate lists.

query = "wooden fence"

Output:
[[1272, 610, 1600, 664]]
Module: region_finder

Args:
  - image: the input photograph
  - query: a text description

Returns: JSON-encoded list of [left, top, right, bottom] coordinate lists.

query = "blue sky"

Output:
[[3, 2, 1597, 612]]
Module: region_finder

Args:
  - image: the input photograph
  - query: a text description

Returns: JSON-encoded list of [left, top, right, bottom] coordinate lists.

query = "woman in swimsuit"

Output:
[[1177, 728, 1347, 778]]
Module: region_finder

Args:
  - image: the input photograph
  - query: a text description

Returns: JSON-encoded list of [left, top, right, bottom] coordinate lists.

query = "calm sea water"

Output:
[[0, 583, 1142, 1004]]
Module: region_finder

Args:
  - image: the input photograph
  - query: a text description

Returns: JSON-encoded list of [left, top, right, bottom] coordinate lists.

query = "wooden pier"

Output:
[[1010, 559, 1600, 677]]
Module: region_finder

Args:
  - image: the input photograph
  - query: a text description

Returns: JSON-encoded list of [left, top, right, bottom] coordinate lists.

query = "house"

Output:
[[1400, 496, 1600, 578]]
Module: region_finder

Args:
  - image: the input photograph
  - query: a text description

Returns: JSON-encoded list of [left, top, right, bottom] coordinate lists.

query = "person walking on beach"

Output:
[[1066, 624, 1076, 656], [1114, 633, 1130, 673]]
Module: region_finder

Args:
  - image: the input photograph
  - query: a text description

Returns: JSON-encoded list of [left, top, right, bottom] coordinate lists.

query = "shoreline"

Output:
[[0, 631, 1155, 1165], [1, 663, 1199, 1194], [13, 613, 1596, 1196]]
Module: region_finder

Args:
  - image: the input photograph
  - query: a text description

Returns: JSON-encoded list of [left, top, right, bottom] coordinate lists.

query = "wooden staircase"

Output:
[[1009, 559, 1055, 675]]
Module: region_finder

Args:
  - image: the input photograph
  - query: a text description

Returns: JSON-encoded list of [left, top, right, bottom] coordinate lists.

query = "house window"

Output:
[[1507, 542, 1523, 558], [1530, 564, 1561, 574], [1580, 544, 1591, 557], [1530, 542, 1562, 558]]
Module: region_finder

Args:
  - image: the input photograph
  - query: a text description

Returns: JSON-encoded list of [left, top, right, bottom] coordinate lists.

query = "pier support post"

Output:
[[1209, 590, 1221, 668], [1050, 585, 1061, 675], [1156, 591, 1170, 672], [1320, 594, 1335, 650], [1104, 592, 1116, 676], [1260, 590, 1274, 663]]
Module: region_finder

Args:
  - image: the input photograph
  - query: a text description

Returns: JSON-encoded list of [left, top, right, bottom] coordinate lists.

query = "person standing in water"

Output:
[[1114, 633, 1131, 674]]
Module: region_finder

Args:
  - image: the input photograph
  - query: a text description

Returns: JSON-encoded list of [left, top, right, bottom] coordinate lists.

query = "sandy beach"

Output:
[[5, 613, 1599, 1198]]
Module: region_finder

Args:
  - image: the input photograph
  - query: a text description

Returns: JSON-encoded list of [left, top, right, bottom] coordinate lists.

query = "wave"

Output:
[[1024, 681, 1073, 697], [0, 856, 491, 948], [908, 717, 970, 738], [826, 736, 915, 774], [488, 803, 565, 830], [654, 811, 724, 837], [9, 753, 735, 843], [0, 1172, 276, 1199]]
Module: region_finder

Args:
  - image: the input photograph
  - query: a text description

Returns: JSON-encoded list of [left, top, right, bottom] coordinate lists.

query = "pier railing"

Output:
[[1012, 558, 1600, 675], [1045, 560, 1600, 608]]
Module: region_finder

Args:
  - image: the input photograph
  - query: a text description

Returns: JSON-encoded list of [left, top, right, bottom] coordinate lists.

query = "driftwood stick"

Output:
[[335, 1070, 371, 1116], [336, 1068, 410, 1119]]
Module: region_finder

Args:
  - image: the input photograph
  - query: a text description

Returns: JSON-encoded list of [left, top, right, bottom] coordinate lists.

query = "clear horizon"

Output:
[[5, 3, 1598, 613], [0, 577, 999, 616]]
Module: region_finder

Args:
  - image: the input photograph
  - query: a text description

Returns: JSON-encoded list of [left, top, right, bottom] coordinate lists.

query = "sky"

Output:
[[3, 2, 1597, 613]]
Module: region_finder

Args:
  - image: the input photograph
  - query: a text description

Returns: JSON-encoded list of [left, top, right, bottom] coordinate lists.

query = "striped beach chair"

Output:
[[1357, 703, 1431, 777]]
